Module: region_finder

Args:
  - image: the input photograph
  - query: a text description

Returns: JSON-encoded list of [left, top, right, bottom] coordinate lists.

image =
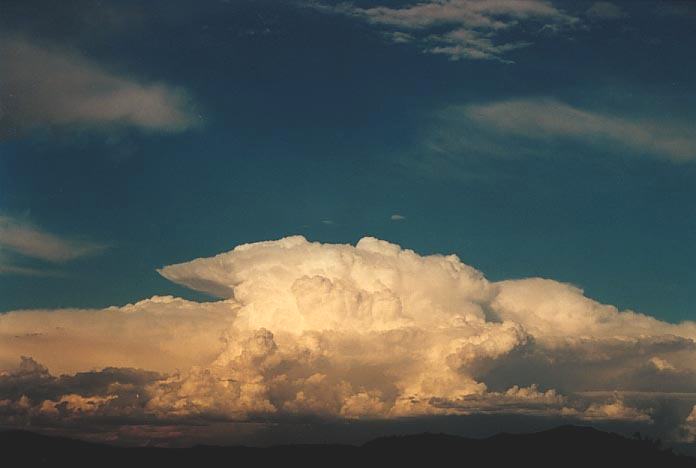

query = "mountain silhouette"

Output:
[[1, 425, 694, 467]]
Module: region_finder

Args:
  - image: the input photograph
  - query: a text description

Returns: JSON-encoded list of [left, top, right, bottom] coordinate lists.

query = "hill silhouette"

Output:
[[1, 425, 694, 467]]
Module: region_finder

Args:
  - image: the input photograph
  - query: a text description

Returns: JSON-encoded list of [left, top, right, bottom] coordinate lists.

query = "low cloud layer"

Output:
[[313, 0, 579, 62], [0, 36, 196, 138], [1, 236, 695, 443]]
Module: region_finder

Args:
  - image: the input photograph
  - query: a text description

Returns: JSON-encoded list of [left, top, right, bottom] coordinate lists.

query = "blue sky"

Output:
[[1, 0, 695, 323]]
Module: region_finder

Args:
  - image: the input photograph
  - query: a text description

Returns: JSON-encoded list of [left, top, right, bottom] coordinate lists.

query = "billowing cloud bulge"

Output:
[[2, 237, 696, 440]]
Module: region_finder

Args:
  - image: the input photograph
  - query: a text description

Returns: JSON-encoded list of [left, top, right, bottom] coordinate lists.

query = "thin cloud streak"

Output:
[[0, 35, 198, 138], [461, 98, 696, 161], [0, 215, 107, 269], [0, 264, 62, 277]]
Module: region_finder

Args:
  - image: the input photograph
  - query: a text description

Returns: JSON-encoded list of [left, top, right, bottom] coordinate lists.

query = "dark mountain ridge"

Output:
[[1, 425, 694, 467]]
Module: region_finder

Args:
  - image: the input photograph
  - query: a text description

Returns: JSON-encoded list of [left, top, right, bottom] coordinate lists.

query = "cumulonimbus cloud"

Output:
[[1, 236, 695, 443], [0, 36, 197, 137]]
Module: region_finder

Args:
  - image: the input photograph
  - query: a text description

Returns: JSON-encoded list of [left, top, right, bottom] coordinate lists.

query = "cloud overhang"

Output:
[[2, 236, 696, 444]]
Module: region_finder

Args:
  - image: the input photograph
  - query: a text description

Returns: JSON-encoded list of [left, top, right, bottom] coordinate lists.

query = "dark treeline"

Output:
[[1, 425, 694, 468]]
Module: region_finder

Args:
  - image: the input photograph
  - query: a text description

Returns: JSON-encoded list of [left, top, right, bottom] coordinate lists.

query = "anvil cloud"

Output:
[[2, 237, 696, 441]]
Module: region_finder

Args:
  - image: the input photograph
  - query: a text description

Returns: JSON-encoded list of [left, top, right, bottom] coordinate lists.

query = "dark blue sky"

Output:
[[1, 0, 695, 322]]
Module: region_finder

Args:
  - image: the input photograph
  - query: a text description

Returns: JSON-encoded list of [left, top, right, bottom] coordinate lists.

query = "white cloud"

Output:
[[314, 0, 578, 61], [650, 356, 676, 372], [0, 216, 106, 274], [385, 31, 415, 44], [0, 216, 104, 262], [430, 384, 567, 416], [458, 98, 696, 161], [0, 36, 197, 137], [390, 214, 406, 221], [571, 399, 651, 422], [0, 296, 238, 373], [1, 236, 694, 439], [342, 0, 574, 30], [39, 393, 117, 416]]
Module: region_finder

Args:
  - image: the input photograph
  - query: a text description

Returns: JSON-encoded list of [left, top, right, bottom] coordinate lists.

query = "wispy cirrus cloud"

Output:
[[0, 36, 198, 138], [0, 263, 59, 277], [460, 98, 696, 162], [312, 0, 579, 62], [0, 215, 106, 275]]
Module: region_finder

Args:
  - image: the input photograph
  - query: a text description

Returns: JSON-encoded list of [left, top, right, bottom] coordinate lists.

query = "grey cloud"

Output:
[[0, 36, 197, 138], [0, 356, 161, 402], [0, 215, 107, 275], [0, 216, 106, 263], [430, 98, 696, 162]]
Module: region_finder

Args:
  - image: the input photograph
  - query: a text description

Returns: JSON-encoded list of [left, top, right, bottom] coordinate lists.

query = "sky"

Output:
[[1, 0, 696, 448]]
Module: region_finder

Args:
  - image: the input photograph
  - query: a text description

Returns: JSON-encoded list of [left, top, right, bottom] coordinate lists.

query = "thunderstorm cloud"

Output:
[[2, 236, 696, 442]]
